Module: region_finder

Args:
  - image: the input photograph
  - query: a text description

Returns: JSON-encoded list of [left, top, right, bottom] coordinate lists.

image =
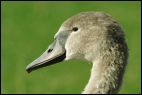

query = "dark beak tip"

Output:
[[26, 70, 31, 73], [26, 67, 32, 73]]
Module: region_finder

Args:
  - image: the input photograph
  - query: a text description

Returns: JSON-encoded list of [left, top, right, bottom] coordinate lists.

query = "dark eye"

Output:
[[72, 27, 78, 31]]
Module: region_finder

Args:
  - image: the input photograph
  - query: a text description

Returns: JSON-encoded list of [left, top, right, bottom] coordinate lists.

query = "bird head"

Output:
[[26, 12, 124, 73]]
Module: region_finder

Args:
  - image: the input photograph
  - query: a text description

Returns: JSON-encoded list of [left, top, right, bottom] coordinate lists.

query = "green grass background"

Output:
[[1, 1, 141, 94]]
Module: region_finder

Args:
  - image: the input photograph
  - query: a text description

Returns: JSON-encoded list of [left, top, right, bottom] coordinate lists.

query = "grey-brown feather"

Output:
[[56, 12, 128, 94]]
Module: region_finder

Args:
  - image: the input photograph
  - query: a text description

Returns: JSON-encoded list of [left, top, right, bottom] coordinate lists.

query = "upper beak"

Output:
[[26, 39, 66, 73]]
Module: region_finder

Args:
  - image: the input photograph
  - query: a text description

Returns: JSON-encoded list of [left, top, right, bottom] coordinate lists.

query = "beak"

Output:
[[26, 39, 66, 73]]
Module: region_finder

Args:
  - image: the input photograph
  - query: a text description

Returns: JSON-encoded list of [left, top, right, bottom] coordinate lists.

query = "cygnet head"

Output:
[[26, 12, 128, 94]]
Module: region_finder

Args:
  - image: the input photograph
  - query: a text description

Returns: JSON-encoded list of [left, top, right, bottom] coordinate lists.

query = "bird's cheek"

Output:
[[65, 52, 73, 60], [65, 44, 78, 60], [65, 50, 81, 60], [65, 34, 83, 60], [65, 44, 84, 60], [64, 45, 75, 60]]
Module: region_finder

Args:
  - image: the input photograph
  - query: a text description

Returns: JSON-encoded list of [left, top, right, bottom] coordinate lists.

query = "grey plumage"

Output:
[[26, 12, 128, 94]]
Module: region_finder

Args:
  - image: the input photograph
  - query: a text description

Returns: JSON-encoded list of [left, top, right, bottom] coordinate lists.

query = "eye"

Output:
[[72, 27, 78, 32]]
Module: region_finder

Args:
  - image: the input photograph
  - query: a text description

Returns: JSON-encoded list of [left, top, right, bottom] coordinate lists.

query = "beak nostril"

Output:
[[47, 49, 53, 53]]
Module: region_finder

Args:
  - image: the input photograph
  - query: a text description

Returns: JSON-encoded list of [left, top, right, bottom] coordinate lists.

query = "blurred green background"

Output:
[[1, 1, 141, 94]]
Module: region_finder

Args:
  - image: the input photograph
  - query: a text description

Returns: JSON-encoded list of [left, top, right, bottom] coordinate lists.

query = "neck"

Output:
[[81, 38, 128, 94], [82, 58, 124, 94], [82, 59, 102, 94]]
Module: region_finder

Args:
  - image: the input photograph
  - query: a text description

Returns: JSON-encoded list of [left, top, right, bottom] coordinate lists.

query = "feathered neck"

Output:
[[82, 43, 127, 94]]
